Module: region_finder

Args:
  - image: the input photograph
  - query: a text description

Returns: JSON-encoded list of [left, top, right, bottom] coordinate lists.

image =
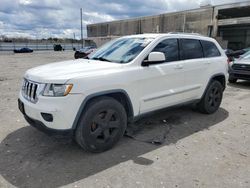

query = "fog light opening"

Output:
[[41, 113, 53, 122]]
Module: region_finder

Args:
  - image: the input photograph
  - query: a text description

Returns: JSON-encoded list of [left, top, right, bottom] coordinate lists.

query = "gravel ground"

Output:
[[0, 51, 249, 188]]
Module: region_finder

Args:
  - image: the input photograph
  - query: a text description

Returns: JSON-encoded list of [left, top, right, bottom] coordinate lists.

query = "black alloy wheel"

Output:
[[198, 80, 223, 114], [75, 97, 127, 152]]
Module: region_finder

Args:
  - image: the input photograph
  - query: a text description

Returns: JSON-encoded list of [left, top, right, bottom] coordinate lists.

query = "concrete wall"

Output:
[[184, 8, 213, 35], [87, 7, 213, 38], [86, 2, 250, 49], [84, 36, 119, 47], [140, 15, 160, 33]]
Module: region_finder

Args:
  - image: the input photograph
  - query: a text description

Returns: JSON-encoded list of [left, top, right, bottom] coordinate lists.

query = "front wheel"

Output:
[[74, 52, 79, 59], [228, 77, 237, 83], [198, 80, 223, 114], [75, 97, 127, 153]]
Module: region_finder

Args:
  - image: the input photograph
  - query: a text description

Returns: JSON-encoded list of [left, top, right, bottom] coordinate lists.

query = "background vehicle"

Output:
[[13, 48, 33, 53], [53, 44, 64, 51], [228, 51, 250, 83], [225, 47, 250, 62], [74, 46, 96, 59], [233, 48, 250, 58], [224, 49, 235, 62], [18, 33, 227, 152]]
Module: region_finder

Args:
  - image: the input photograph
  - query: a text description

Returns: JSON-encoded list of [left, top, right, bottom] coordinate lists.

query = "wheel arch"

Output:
[[211, 73, 226, 90], [202, 73, 226, 99], [72, 89, 134, 130]]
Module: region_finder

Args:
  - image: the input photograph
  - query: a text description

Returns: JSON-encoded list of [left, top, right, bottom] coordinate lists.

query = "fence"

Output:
[[0, 42, 83, 51]]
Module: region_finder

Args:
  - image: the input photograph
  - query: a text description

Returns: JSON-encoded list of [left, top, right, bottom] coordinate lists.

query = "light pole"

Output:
[[80, 8, 83, 48]]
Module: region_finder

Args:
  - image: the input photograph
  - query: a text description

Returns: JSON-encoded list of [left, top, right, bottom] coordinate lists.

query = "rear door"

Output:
[[179, 38, 209, 100], [200, 39, 223, 75]]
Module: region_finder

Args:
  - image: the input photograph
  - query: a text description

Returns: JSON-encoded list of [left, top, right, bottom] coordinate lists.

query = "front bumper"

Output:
[[23, 112, 73, 137], [229, 69, 250, 81], [18, 91, 85, 132]]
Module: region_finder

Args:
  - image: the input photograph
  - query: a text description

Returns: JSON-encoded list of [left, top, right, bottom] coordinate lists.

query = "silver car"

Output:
[[228, 51, 250, 83]]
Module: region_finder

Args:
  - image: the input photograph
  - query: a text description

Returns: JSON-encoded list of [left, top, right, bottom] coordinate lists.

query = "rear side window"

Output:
[[179, 39, 203, 60], [152, 38, 179, 62], [201, 40, 221, 57]]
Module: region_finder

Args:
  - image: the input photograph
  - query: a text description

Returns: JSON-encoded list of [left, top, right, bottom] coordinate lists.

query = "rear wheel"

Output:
[[198, 80, 223, 114], [75, 97, 127, 153]]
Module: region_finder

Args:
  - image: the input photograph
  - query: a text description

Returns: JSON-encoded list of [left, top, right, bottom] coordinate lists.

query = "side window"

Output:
[[201, 40, 221, 57], [152, 39, 179, 62], [179, 39, 203, 60]]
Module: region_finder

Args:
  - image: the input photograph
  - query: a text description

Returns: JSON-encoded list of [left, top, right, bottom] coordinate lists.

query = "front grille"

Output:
[[232, 64, 250, 71], [22, 79, 39, 103]]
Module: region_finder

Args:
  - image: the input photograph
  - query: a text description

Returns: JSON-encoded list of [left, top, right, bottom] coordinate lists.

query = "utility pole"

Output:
[[72, 33, 75, 50], [80, 8, 83, 48]]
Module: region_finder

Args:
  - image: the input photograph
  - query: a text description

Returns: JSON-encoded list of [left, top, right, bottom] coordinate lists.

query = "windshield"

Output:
[[241, 51, 250, 60], [89, 37, 153, 63]]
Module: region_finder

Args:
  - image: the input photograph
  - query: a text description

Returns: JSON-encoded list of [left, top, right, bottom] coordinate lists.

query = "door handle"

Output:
[[174, 65, 183, 69]]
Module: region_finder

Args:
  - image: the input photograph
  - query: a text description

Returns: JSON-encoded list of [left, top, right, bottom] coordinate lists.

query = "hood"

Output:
[[24, 59, 122, 83], [234, 59, 250, 65]]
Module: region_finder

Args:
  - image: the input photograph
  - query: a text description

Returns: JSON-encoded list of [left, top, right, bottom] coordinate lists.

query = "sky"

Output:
[[0, 0, 246, 39]]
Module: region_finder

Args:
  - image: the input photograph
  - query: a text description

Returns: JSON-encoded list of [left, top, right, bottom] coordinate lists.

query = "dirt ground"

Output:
[[0, 51, 249, 188]]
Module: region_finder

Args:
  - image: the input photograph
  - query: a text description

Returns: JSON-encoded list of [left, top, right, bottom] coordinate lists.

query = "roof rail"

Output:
[[168, 32, 204, 36]]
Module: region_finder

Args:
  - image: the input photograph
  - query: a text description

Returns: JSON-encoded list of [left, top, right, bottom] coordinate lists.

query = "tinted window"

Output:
[[152, 39, 179, 62], [180, 39, 203, 60], [201, 40, 221, 57]]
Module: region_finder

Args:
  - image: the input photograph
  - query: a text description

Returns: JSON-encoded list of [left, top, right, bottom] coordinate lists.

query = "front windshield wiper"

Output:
[[92, 57, 111, 62]]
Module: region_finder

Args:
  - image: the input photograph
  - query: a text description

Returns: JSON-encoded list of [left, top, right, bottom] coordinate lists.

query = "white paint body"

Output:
[[19, 33, 228, 130]]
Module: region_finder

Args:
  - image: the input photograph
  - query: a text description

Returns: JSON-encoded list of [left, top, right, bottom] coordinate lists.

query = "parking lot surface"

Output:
[[0, 51, 249, 188]]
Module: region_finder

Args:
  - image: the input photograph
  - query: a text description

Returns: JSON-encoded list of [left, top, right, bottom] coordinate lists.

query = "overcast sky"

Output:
[[0, 0, 246, 39]]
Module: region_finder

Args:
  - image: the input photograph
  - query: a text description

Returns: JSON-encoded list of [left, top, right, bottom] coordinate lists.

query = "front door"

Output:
[[138, 38, 186, 114]]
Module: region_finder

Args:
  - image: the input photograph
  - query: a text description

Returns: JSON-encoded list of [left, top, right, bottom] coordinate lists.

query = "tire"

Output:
[[74, 52, 79, 59], [228, 77, 237, 83], [198, 80, 223, 114], [75, 97, 127, 153]]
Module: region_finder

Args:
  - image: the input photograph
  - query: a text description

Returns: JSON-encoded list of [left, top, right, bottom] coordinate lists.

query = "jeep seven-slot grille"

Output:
[[232, 64, 250, 71], [22, 79, 38, 103]]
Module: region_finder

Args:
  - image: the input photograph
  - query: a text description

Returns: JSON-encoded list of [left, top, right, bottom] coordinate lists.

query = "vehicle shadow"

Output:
[[0, 106, 229, 188], [228, 80, 250, 90]]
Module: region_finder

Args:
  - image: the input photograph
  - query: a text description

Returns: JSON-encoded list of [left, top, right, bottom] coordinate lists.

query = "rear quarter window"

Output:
[[201, 40, 221, 57]]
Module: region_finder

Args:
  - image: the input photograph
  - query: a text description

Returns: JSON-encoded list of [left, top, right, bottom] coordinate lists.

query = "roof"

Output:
[[121, 32, 213, 41]]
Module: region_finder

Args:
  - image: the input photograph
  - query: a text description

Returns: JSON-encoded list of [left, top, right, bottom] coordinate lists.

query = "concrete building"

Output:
[[86, 1, 250, 50]]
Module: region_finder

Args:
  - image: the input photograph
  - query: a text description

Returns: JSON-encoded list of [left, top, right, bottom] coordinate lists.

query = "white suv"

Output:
[[18, 33, 228, 152]]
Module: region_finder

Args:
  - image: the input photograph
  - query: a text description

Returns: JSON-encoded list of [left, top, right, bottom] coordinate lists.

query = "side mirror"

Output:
[[142, 52, 166, 66]]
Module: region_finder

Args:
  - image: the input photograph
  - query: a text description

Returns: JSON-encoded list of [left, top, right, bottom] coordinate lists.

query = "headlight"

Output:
[[42, 84, 73, 97]]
